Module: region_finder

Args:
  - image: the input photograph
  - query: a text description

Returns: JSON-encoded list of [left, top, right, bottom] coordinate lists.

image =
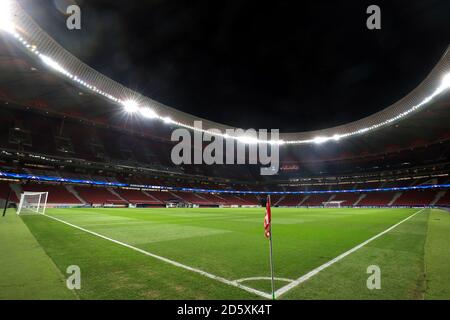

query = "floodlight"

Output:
[[237, 136, 259, 144], [0, 0, 15, 33], [139, 107, 158, 119], [269, 139, 284, 145], [313, 136, 329, 144], [122, 100, 139, 113], [442, 73, 450, 89], [40, 54, 68, 74], [162, 116, 173, 124]]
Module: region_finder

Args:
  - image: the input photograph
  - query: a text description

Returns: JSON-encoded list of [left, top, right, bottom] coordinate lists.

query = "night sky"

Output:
[[19, 0, 450, 132]]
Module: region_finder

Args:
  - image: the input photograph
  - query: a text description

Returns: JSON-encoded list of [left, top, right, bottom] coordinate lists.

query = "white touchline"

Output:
[[275, 208, 427, 298], [41, 213, 272, 300]]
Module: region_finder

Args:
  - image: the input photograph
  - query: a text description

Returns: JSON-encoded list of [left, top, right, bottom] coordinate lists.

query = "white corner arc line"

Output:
[[235, 277, 294, 283], [275, 208, 427, 298], [41, 213, 272, 299]]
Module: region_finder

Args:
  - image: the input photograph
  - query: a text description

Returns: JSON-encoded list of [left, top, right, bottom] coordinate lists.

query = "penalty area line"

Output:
[[275, 208, 427, 298], [41, 213, 272, 299]]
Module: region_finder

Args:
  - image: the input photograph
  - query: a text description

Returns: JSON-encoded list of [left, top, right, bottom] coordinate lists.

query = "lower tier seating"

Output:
[[276, 195, 304, 206], [436, 191, 450, 206], [393, 191, 437, 206], [22, 184, 81, 204], [1, 180, 447, 207], [116, 189, 161, 204], [358, 192, 396, 206], [74, 186, 125, 205], [302, 195, 332, 206], [0, 182, 19, 203], [332, 193, 362, 206]]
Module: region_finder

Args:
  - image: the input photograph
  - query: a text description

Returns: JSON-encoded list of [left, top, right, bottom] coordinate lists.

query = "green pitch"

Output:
[[1, 207, 449, 299]]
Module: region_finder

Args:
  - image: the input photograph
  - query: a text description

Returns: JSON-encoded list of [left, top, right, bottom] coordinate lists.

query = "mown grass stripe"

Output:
[[42, 213, 271, 299], [276, 208, 426, 298]]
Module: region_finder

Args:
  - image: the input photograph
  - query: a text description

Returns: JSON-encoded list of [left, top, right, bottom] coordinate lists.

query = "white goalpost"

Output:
[[17, 192, 49, 215], [322, 200, 345, 208]]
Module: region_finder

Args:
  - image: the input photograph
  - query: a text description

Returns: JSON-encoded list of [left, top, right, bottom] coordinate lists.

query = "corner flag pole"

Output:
[[2, 189, 11, 217], [269, 224, 275, 300], [265, 195, 275, 300]]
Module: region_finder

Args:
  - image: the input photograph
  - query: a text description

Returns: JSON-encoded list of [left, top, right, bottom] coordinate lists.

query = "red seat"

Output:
[[22, 184, 81, 204], [75, 186, 125, 204]]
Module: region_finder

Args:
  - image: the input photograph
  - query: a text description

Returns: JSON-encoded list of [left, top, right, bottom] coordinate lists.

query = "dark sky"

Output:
[[19, 0, 450, 132]]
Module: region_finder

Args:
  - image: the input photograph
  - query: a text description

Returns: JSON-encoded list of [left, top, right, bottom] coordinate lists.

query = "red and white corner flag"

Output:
[[264, 195, 275, 299], [264, 195, 272, 238]]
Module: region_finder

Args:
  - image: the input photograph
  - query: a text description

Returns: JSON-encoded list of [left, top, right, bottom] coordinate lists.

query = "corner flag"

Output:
[[264, 195, 275, 299], [264, 195, 272, 238]]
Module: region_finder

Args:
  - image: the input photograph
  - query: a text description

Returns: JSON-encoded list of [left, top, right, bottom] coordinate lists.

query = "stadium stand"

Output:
[[357, 192, 397, 207], [302, 195, 332, 206], [144, 191, 177, 203], [115, 188, 161, 205], [331, 193, 362, 206], [277, 195, 304, 206], [235, 195, 260, 205], [393, 190, 439, 206], [74, 186, 126, 205], [0, 181, 19, 203], [196, 193, 228, 205], [171, 192, 215, 205], [21, 184, 81, 204], [1, 174, 449, 208], [0, 59, 449, 208], [436, 191, 450, 206]]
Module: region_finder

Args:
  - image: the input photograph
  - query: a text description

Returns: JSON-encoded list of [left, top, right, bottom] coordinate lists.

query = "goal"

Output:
[[17, 192, 48, 215], [322, 200, 345, 208]]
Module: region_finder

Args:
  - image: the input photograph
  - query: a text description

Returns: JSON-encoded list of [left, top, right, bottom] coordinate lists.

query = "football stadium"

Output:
[[1, 0, 450, 303]]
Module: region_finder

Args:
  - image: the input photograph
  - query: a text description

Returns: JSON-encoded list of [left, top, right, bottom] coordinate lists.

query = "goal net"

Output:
[[322, 200, 345, 208], [17, 192, 48, 215]]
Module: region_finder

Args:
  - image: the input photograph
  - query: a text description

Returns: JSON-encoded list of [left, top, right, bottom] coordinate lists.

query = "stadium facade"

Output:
[[0, 0, 449, 210]]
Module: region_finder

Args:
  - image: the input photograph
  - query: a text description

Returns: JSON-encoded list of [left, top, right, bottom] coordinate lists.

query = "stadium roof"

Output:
[[0, 0, 450, 147]]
